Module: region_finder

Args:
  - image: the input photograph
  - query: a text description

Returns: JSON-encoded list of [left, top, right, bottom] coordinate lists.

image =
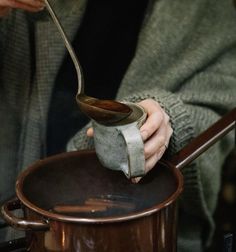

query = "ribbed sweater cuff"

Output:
[[121, 89, 195, 154]]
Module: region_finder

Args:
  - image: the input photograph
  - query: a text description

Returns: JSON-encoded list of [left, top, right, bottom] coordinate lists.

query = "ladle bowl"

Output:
[[76, 94, 132, 124], [45, 0, 132, 124]]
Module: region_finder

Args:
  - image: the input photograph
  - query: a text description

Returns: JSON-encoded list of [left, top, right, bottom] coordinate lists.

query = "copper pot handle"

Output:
[[1, 198, 49, 231], [169, 108, 236, 169]]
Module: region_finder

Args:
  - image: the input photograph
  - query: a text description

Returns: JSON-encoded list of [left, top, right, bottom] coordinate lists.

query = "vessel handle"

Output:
[[1, 198, 49, 231], [169, 108, 236, 170]]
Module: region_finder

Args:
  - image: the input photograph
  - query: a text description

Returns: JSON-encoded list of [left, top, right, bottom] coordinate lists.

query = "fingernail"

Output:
[[141, 130, 148, 141]]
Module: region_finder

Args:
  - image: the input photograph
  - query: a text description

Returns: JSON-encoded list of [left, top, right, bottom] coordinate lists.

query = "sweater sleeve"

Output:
[[120, 45, 236, 155]]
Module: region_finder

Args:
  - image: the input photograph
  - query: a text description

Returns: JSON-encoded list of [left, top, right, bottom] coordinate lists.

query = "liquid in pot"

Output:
[[21, 151, 178, 219]]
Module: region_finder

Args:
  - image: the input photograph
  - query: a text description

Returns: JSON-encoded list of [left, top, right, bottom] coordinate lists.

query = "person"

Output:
[[0, 0, 235, 251]]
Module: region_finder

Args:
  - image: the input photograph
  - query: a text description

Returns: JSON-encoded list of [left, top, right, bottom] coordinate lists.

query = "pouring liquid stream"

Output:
[[44, 0, 132, 124]]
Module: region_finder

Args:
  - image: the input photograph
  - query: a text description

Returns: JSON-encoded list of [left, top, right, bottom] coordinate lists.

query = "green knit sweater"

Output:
[[0, 0, 236, 250]]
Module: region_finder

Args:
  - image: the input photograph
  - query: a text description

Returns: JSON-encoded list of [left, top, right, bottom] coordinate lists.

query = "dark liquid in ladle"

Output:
[[76, 95, 132, 124], [45, 0, 132, 124]]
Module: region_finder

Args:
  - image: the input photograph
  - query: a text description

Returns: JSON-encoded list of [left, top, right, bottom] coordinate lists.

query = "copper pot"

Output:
[[1, 108, 236, 252]]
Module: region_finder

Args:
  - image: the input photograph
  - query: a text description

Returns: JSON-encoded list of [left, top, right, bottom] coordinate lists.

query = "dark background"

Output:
[[206, 148, 236, 252]]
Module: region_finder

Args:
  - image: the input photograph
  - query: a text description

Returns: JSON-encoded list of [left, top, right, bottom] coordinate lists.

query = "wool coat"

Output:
[[0, 0, 236, 251]]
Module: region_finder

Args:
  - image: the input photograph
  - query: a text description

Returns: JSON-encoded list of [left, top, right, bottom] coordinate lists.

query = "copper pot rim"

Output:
[[16, 150, 183, 224]]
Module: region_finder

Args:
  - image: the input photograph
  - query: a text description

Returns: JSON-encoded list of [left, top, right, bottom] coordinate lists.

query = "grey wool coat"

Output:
[[0, 0, 236, 251]]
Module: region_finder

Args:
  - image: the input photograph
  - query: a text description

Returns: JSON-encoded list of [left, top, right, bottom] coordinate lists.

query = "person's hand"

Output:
[[138, 99, 173, 173], [129, 99, 173, 183], [87, 99, 173, 177], [0, 0, 45, 17]]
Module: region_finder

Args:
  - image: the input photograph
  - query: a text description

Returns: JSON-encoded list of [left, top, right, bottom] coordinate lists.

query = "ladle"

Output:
[[44, 0, 132, 124]]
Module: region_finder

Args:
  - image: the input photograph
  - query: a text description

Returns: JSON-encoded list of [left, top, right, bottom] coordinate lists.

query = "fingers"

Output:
[[144, 122, 172, 173], [145, 146, 166, 173], [131, 145, 168, 184], [86, 127, 94, 138], [143, 113, 172, 159], [139, 100, 164, 141], [138, 99, 173, 175], [0, 0, 45, 13]]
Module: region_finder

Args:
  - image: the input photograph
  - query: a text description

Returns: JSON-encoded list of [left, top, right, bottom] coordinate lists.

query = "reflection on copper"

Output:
[[44, 230, 61, 251], [62, 228, 66, 249], [44, 222, 71, 251], [160, 210, 166, 249]]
